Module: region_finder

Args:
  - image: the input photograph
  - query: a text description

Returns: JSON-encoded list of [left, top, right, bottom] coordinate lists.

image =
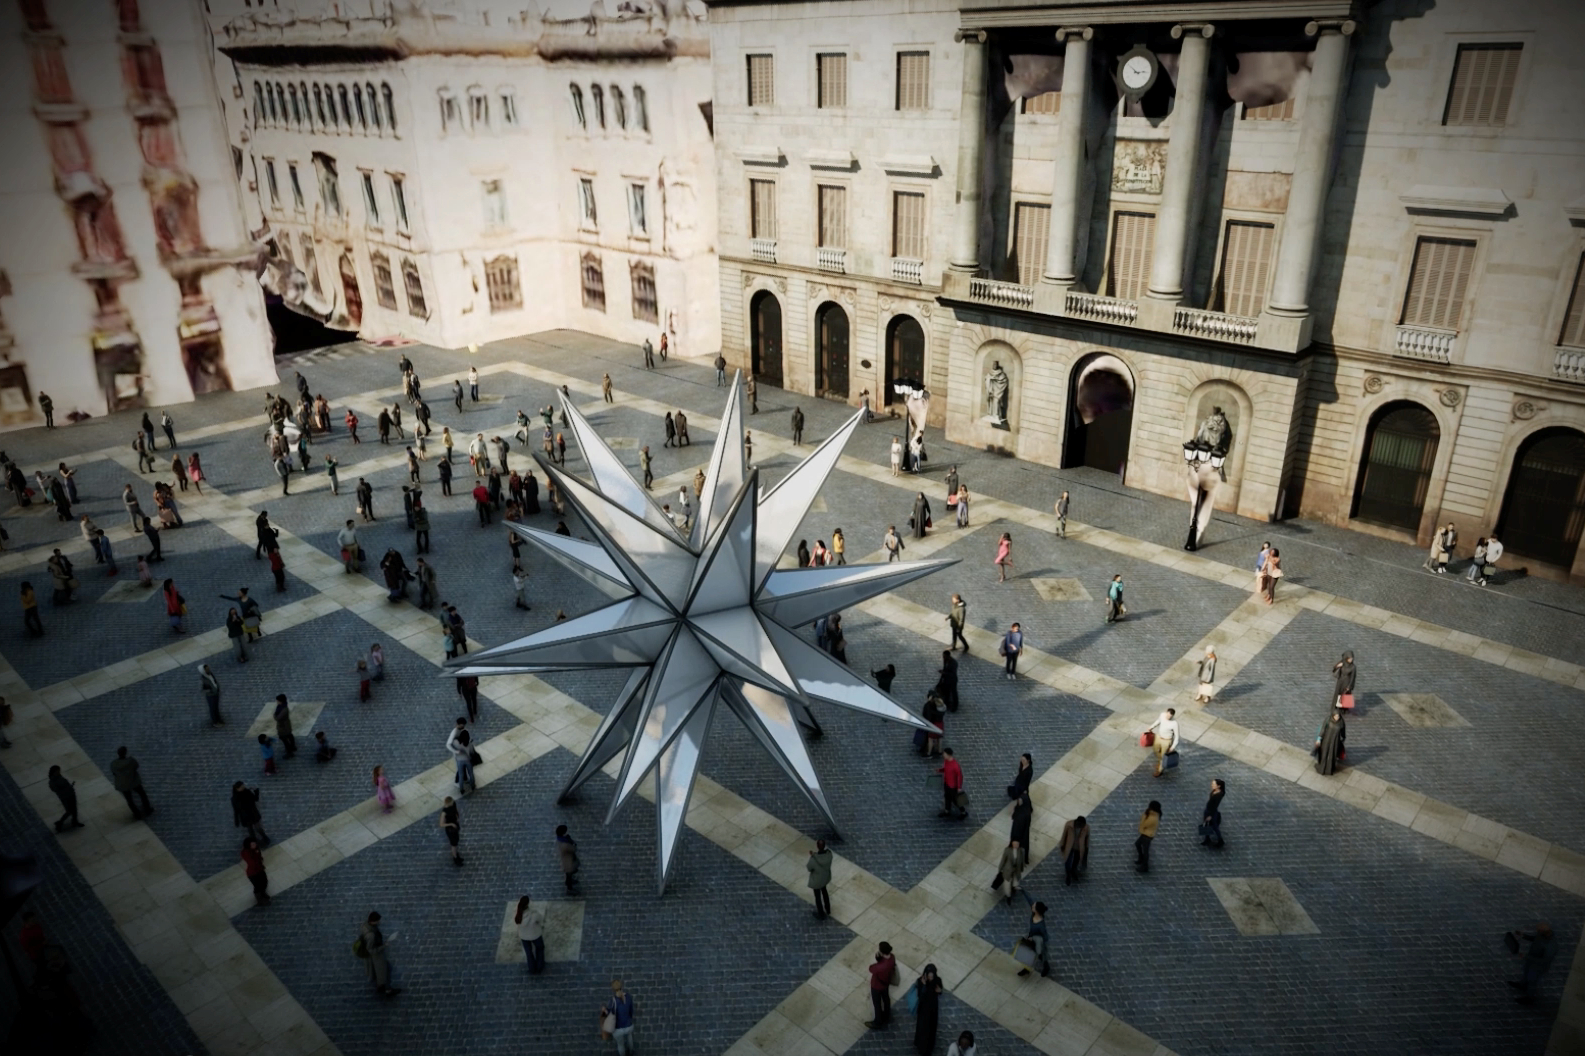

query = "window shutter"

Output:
[[1215, 221, 1275, 317], [896, 52, 929, 111], [1242, 98, 1295, 120], [1443, 44, 1521, 127], [750, 179, 777, 240], [818, 185, 847, 248], [1401, 237, 1476, 330], [892, 191, 926, 260], [747, 54, 774, 107], [1107, 212, 1155, 301], [1021, 91, 1061, 115], [1012, 202, 1050, 287], [818, 54, 847, 109], [1559, 254, 1585, 349]]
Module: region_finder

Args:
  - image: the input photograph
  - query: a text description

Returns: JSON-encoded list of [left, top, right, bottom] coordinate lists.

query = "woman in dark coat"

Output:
[[1010, 790, 1033, 850], [913, 964, 943, 1055], [524, 470, 540, 514], [1008, 752, 1032, 800], [1314, 709, 1346, 775], [1332, 651, 1356, 707], [380, 549, 409, 600], [937, 651, 959, 711], [912, 492, 931, 539]]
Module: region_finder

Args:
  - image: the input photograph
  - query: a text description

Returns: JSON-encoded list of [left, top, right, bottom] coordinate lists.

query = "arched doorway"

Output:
[[1064, 354, 1133, 473], [1351, 401, 1440, 532], [751, 291, 782, 387], [884, 315, 925, 407], [339, 253, 362, 328], [815, 302, 849, 399], [1497, 427, 1585, 566]]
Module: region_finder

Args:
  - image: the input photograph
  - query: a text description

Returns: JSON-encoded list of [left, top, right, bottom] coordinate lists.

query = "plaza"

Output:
[[0, 334, 1583, 1056]]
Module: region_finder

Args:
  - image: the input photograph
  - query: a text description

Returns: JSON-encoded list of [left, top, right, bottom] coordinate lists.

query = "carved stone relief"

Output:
[[1112, 140, 1166, 195]]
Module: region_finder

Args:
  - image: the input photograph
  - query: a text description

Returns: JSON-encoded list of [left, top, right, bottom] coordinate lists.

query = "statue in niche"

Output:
[[1183, 405, 1234, 552], [983, 360, 1010, 429]]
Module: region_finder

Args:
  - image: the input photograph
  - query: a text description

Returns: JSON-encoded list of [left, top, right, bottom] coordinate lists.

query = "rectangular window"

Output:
[[361, 171, 380, 226], [1560, 253, 1585, 349], [469, 91, 488, 129], [746, 54, 774, 107], [482, 179, 507, 229], [371, 252, 397, 309], [389, 175, 409, 231], [581, 252, 605, 311], [1243, 98, 1295, 120], [628, 183, 648, 235], [499, 92, 518, 127], [1214, 221, 1276, 317], [1400, 236, 1477, 330], [1021, 91, 1061, 115], [288, 163, 304, 211], [749, 179, 777, 240], [439, 92, 461, 131], [300, 234, 321, 294], [231, 146, 244, 180], [817, 53, 847, 109], [1011, 202, 1050, 287], [264, 159, 280, 208], [631, 260, 658, 323], [1106, 211, 1156, 301], [313, 153, 341, 216], [1443, 43, 1521, 127], [402, 259, 427, 318], [579, 178, 598, 228], [817, 184, 847, 248], [896, 51, 930, 111], [486, 255, 522, 313], [633, 85, 649, 132], [891, 190, 927, 260]]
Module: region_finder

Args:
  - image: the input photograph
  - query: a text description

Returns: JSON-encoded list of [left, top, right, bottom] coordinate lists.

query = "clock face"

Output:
[[1121, 54, 1154, 90]]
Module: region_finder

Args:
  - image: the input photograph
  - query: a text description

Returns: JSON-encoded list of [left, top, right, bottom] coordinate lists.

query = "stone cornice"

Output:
[[958, 0, 1357, 29]]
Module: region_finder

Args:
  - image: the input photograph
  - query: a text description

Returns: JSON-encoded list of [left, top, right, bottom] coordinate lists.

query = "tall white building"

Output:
[[0, 0, 274, 425], [212, 0, 720, 356], [706, 0, 1585, 581]]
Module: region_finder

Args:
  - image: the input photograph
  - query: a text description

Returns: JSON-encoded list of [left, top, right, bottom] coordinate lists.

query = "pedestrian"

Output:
[[865, 942, 896, 1029], [133, 432, 154, 473], [1465, 537, 1489, 584], [456, 674, 480, 722], [269, 547, 287, 592], [416, 558, 437, 609], [241, 836, 269, 906], [1017, 902, 1051, 978], [1511, 923, 1558, 1005], [873, 663, 897, 693], [791, 407, 804, 446], [1314, 708, 1347, 775], [1105, 574, 1125, 622], [39, 391, 53, 427], [473, 482, 493, 526], [938, 747, 967, 819], [123, 483, 146, 532], [831, 527, 846, 566], [225, 608, 248, 662], [744, 429, 753, 465], [1195, 647, 1217, 702], [909, 432, 925, 473], [1427, 521, 1458, 574], [955, 485, 970, 528], [337, 521, 361, 573], [642, 336, 656, 368], [106, 746, 153, 819], [936, 650, 960, 712], [439, 795, 463, 866], [220, 587, 263, 641], [516, 895, 546, 973], [557, 824, 580, 891], [258, 732, 280, 775], [95, 530, 117, 574], [999, 622, 1023, 680], [357, 660, 371, 701], [47, 550, 77, 605], [945, 466, 959, 505], [47, 764, 83, 831], [890, 436, 902, 476], [1332, 651, 1356, 710], [1055, 490, 1070, 536], [994, 531, 1012, 581], [921, 691, 944, 756], [390, 402, 405, 440], [602, 372, 614, 403], [948, 1031, 977, 1056], [827, 613, 847, 663], [796, 540, 811, 568], [994, 839, 1024, 903], [946, 594, 968, 652], [639, 445, 653, 489], [1200, 778, 1227, 848], [807, 839, 833, 919], [20, 581, 42, 636], [453, 377, 465, 412], [601, 980, 637, 1053], [663, 412, 676, 448], [448, 604, 469, 653], [714, 352, 727, 386], [1135, 801, 1162, 873], [313, 729, 337, 762], [162, 578, 185, 633], [1261, 547, 1282, 604], [468, 365, 479, 401], [273, 694, 298, 757], [356, 477, 374, 521], [1060, 815, 1089, 885], [1476, 535, 1503, 586], [911, 492, 931, 539], [200, 664, 223, 725], [511, 563, 530, 610], [747, 372, 758, 412], [1148, 707, 1179, 777], [359, 912, 401, 996], [297, 433, 310, 472], [438, 457, 453, 496], [186, 452, 205, 491], [913, 965, 943, 1053], [413, 502, 430, 554], [377, 408, 392, 445], [884, 525, 904, 562], [369, 642, 386, 682], [255, 511, 276, 559], [141, 516, 165, 562], [373, 764, 396, 812], [660, 330, 669, 360], [448, 725, 475, 794], [232, 780, 268, 843]]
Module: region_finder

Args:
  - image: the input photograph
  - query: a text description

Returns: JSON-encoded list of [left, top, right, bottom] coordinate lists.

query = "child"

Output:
[[314, 730, 337, 763], [258, 733, 277, 776], [444, 629, 457, 660], [369, 643, 386, 682], [374, 765, 395, 813], [269, 548, 286, 592], [357, 659, 371, 702]]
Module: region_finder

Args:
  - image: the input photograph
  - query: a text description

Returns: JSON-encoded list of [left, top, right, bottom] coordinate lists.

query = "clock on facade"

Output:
[[1117, 45, 1159, 100]]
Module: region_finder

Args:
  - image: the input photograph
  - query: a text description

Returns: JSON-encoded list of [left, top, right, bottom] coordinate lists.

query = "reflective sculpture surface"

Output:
[[447, 374, 954, 893]]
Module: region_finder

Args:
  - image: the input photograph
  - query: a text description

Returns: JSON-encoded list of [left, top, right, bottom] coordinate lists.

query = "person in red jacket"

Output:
[[241, 836, 270, 906], [865, 941, 896, 1029], [472, 483, 493, 526], [938, 747, 967, 819]]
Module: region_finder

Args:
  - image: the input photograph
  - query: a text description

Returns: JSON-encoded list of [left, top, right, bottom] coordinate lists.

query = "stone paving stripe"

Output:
[[1379, 692, 1472, 728]]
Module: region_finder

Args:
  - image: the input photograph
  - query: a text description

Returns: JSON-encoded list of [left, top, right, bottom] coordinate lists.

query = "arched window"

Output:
[[288, 84, 301, 125], [591, 83, 605, 129], [300, 82, 310, 125], [313, 83, 326, 126], [581, 252, 605, 310], [338, 84, 352, 127], [253, 82, 264, 127], [611, 85, 627, 129], [633, 85, 649, 132], [1498, 428, 1585, 566], [569, 83, 586, 129], [276, 84, 287, 123], [382, 83, 397, 133], [266, 82, 279, 123], [1352, 401, 1441, 532], [353, 83, 367, 129], [324, 84, 337, 127], [367, 82, 381, 130]]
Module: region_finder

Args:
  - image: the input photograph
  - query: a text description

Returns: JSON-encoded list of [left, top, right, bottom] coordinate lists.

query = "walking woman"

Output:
[[1261, 547, 1283, 604], [162, 579, 185, 634], [994, 532, 1012, 583], [515, 895, 546, 974], [912, 965, 944, 1055], [361, 912, 399, 996], [1314, 709, 1347, 775], [956, 485, 970, 528], [1200, 778, 1226, 848], [1135, 800, 1162, 873], [1105, 574, 1125, 623], [890, 436, 903, 476], [912, 492, 931, 539], [1332, 651, 1356, 710], [186, 452, 205, 493], [241, 836, 269, 906], [1194, 647, 1216, 702], [439, 796, 462, 866]]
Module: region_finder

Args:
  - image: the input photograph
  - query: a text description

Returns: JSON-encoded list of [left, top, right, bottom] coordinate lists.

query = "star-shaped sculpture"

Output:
[[445, 373, 956, 893]]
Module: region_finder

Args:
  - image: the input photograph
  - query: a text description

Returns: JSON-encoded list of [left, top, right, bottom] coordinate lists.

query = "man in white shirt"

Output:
[[1478, 536, 1503, 586], [1149, 708, 1180, 778], [336, 521, 360, 573]]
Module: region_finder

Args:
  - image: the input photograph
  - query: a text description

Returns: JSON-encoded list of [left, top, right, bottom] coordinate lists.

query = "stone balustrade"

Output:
[[1394, 324, 1455, 363], [750, 238, 777, 264], [816, 247, 846, 274], [968, 276, 1033, 308], [1065, 291, 1138, 324], [1174, 306, 1258, 342], [1556, 348, 1585, 384], [891, 257, 923, 285]]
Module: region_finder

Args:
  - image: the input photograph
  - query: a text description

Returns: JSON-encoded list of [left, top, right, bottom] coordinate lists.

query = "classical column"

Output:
[[1268, 19, 1356, 315], [948, 29, 989, 273], [1147, 23, 1214, 301], [1042, 26, 1092, 287]]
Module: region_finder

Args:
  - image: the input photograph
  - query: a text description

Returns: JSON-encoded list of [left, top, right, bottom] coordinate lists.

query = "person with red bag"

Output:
[[1333, 651, 1356, 710]]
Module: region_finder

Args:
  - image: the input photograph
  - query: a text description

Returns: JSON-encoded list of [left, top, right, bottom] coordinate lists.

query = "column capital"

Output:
[[954, 28, 987, 45], [1054, 26, 1093, 43], [1170, 22, 1215, 40], [1305, 18, 1358, 37]]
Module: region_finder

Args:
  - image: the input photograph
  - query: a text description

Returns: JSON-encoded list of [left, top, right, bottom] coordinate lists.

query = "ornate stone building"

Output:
[[210, 0, 720, 354], [0, 0, 274, 424], [707, 0, 1585, 580]]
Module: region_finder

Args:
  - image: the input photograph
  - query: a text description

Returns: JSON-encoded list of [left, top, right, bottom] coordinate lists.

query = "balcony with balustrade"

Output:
[[816, 247, 846, 274], [750, 238, 777, 264], [891, 257, 923, 285], [1393, 324, 1456, 364], [1557, 347, 1585, 384]]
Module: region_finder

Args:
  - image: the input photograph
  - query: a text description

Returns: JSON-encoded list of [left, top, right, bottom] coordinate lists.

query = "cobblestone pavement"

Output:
[[0, 331, 1582, 1056]]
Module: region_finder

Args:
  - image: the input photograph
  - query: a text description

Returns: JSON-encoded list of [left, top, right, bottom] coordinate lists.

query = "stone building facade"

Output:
[[211, 0, 720, 355], [0, 0, 274, 425], [707, 0, 1585, 580]]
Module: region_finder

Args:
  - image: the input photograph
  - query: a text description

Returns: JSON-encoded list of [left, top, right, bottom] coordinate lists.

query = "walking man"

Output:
[[1105, 574, 1124, 623], [640, 445, 653, 490], [359, 912, 401, 996], [938, 747, 967, 819], [557, 824, 580, 891], [714, 352, 727, 386], [48, 765, 83, 831], [440, 796, 463, 866], [642, 337, 655, 369], [807, 839, 833, 920], [161, 411, 176, 448], [200, 663, 223, 726], [1148, 708, 1180, 777], [602, 372, 614, 403], [747, 373, 758, 413], [791, 406, 804, 446], [123, 484, 146, 533], [39, 391, 54, 428], [865, 943, 896, 1029], [1055, 491, 1070, 537], [356, 478, 375, 521], [884, 525, 904, 563], [947, 594, 969, 653], [110, 747, 153, 819], [602, 981, 637, 1054], [1511, 922, 1558, 1005], [468, 366, 479, 402], [1000, 622, 1023, 680]]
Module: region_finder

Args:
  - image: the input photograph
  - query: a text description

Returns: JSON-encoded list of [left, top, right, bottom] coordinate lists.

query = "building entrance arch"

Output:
[[884, 315, 926, 407], [1064, 353, 1134, 473], [1497, 427, 1585, 566], [815, 301, 849, 399], [750, 290, 783, 387], [1351, 401, 1440, 531]]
